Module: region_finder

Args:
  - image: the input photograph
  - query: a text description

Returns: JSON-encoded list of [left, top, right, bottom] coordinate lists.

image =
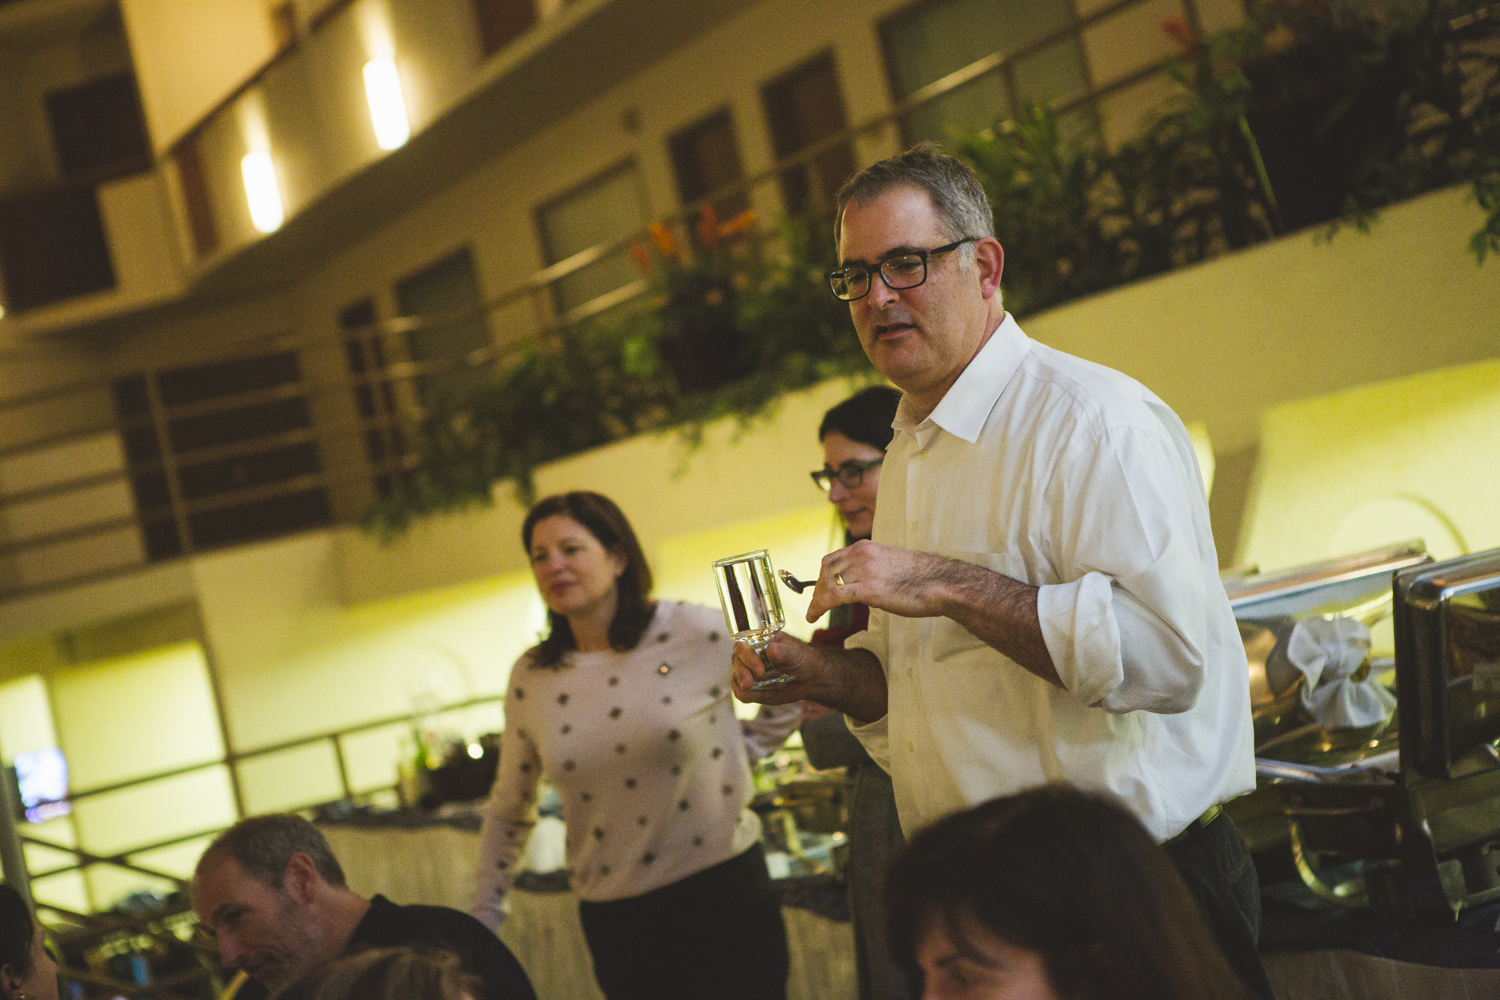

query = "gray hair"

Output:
[[198, 814, 347, 889], [834, 142, 995, 269]]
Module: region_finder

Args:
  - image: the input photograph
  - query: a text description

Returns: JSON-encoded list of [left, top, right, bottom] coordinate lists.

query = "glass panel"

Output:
[[537, 162, 647, 316], [1014, 37, 1090, 108], [882, 0, 1083, 144], [394, 247, 494, 407]]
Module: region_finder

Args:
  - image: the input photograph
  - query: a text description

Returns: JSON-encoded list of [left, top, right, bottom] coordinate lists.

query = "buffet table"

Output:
[[317, 818, 857, 1000]]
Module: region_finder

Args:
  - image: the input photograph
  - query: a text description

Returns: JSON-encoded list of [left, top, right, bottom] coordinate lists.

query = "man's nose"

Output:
[[867, 272, 901, 308], [218, 932, 246, 969]]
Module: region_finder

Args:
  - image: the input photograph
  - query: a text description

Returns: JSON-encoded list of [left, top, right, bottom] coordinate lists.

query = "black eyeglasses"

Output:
[[827, 237, 979, 301], [811, 457, 884, 491]]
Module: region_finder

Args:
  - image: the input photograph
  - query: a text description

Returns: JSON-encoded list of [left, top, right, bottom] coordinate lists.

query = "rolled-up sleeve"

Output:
[[1037, 423, 1208, 714]]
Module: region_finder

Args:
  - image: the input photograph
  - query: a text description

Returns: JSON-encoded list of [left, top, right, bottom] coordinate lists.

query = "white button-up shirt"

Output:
[[846, 315, 1254, 841]]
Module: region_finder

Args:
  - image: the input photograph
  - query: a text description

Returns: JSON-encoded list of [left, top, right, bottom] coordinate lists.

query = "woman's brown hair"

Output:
[[522, 491, 655, 668], [885, 785, 1260, 1000]]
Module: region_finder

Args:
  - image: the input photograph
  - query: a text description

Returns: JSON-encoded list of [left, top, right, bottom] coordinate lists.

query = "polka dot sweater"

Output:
[[471, 601, 800, 927]]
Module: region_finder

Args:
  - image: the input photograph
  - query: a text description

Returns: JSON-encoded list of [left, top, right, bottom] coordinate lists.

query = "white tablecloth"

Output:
[[318, 824, 856, 1000]]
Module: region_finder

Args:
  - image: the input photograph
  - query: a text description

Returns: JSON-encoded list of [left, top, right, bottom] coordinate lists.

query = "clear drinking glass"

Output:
[[712, 549, 793, 690]]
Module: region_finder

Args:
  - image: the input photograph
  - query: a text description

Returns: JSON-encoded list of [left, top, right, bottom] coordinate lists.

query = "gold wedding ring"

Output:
[[835, 573, 845, 586]]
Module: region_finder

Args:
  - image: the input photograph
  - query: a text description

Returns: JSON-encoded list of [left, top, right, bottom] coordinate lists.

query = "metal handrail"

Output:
[[17, 691, 505, 897], [0, 0, 1201, 598]]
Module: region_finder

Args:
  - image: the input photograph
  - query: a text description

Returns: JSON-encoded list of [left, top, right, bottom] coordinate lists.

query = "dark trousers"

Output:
[[579, 843, 789, 1000], [1163, 811, 1277, 999]]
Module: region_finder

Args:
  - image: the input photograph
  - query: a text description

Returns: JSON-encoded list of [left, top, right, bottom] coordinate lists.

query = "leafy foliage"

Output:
[[368, 0, 1498, 537], [365, 211, 872, 537]]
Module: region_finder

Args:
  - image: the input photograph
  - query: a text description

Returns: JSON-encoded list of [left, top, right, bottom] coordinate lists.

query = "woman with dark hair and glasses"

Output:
[[471, 492, 799, 1000], [1, 885, 59, 1000], [801, 386, 911, 1000], [885, 785, 1260, 1000]]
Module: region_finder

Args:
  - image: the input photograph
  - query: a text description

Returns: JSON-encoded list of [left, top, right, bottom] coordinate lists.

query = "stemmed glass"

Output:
[[712, 549, 793, 690]]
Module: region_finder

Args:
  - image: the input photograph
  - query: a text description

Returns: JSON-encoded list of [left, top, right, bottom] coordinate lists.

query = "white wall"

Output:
[[119, 0, 279, 152]]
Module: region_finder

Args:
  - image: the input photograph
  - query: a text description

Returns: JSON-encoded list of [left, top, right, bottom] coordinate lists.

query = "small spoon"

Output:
[[778, 569, 815, 594]]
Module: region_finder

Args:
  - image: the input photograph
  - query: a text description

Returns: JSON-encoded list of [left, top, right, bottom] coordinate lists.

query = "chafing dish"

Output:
[[1230, 543, 1500, 917]]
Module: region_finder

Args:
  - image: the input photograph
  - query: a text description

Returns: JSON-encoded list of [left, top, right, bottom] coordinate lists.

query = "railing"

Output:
[[7, 692, 505, 1000], [0, 0, 1199, 604]]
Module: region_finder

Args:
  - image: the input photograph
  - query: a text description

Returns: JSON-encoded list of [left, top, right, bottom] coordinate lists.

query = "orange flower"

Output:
[[694, 203, 720, 248], [1161, 17, 1202, 55], [1263, 24, 1296, 56], [649, 221, 678, 258], [629, 240, 652, 277], [718, 208, 755, 238]]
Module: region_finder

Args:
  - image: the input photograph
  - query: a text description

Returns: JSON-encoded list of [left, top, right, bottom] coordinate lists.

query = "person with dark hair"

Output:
[[732, 143, 1267, 996], [0, 885, 58, 1000], [274, 947, 478, 1000], [885, 785, 1259, 1000], [192, 814, 534, 1000], [472, 491, 799, 1000], [800, 385, 911, 1000]]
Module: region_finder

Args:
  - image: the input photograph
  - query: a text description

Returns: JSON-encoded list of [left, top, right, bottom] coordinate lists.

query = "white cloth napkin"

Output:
[[1285, 617, 1397, 729]]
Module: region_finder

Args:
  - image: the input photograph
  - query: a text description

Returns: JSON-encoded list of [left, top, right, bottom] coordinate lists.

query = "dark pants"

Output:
[[579, 843, 789, 1000], [1163, 811, 1277, 999]]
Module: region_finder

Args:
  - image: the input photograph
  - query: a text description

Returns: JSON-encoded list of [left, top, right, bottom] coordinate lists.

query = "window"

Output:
[[536, 161, 648, 319], [339, 298, 405, 499], [668, 108, 750, 222], [113, 351, 332, 559], [471, 0, 539, 56], [394, 247, 494, 408], [762, 52, 856, 219], [881, 0, 1091, 145]]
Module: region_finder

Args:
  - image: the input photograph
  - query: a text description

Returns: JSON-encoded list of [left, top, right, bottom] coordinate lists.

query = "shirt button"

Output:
[[907, 741, 915, 752], [907, 668, 913, 679]]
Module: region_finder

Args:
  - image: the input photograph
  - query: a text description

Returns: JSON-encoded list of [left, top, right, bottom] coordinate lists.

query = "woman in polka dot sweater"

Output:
[[472, 491, 801, 1000]]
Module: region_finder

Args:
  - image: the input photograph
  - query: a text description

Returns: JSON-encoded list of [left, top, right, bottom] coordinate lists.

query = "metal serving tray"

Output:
[[1394, 549, 1500, 780]]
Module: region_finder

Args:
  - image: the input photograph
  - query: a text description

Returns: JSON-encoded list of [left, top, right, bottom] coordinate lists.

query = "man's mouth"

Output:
[[872, 315, 916, 341]]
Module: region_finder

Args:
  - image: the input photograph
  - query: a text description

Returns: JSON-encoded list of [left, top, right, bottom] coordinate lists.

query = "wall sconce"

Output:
[[241, 151, 284, 233], [363, 58, 410, 151]]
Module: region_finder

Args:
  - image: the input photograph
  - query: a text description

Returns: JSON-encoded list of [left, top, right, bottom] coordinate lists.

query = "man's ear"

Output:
[[1, 961, 22, 999], [282, 853, 321, 902], [975, 238, 1004, 299]]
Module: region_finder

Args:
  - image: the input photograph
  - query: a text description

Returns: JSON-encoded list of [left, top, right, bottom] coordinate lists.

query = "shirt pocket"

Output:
[[928, 549, 1013, 664]]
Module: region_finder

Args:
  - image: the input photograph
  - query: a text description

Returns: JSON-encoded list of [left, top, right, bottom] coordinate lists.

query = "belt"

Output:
[[1164, 803, 1222, 848]]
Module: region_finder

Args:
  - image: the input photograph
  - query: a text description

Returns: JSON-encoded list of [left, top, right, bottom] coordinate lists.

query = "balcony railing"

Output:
[[0, 0, 1203, 603]]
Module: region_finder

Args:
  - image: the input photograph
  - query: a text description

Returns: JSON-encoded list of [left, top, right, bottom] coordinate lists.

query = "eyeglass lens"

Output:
[[830, 255, 927, 301]]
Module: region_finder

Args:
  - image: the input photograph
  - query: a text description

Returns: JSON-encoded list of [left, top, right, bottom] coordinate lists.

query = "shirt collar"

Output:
[[894, 313, 1030, 447]]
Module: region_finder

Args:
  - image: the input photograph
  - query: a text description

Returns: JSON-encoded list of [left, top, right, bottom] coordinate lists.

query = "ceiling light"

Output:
[[241, 151, 284, 233], [363, 58, 410, 151]]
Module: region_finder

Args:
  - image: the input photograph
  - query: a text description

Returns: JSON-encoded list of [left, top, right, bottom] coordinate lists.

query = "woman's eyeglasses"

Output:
[[811, 457, 884, 491]]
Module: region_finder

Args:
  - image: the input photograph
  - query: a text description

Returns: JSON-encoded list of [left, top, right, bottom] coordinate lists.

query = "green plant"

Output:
[[365, 210, 873, 537]]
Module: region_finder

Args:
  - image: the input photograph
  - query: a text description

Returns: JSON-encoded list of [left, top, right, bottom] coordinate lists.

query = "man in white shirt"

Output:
[[731, 144, 1267, 996]]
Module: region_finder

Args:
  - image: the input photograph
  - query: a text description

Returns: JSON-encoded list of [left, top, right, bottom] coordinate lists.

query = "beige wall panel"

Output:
[[1238, 359, 1500, 573], [1020, 184, 1500, 458], [0, 675, 56, 756], [1082, 0, 1184, 87], [69, 767, 236, 857], [12, 526, 145, 591], [119, 0, 279, 151], [0, 432, 124, 495], [0, 562, 195, 642], [192, 532, 536, 752], [236, 742, 345, 814], [50, 642, 223, 789]]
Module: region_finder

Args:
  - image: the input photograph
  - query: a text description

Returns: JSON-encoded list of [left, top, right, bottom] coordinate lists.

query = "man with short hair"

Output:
[[732, 144, 1268, 996], [192, 814, 535, 1000]]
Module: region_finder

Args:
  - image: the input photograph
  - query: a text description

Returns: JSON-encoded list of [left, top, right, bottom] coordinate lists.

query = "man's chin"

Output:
[[247, 963, 290, 991]]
